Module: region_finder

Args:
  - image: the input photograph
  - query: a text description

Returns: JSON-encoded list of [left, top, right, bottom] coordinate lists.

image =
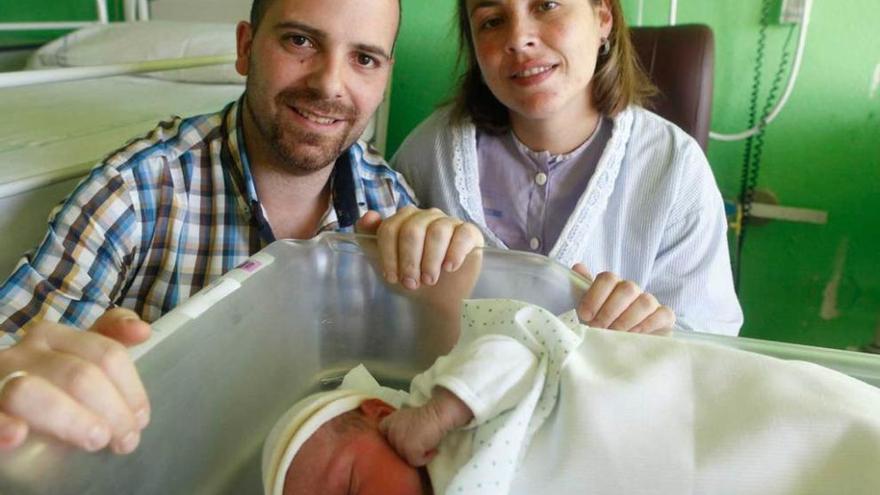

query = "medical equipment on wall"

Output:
[[654, 0, 813, 142], [732, 0, 799, 288], [723, 0, 815, 288], [647, 0, 817, 289], [638, 1, 813, 142], [710, 0, 814, 142]]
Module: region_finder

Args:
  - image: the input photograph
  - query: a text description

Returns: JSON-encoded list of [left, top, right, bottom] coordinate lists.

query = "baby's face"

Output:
[[283, 400, 429, 495]]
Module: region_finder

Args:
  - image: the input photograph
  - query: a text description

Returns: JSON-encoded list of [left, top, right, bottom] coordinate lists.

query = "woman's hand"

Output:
[[357, 207, 484, 290], [573, 264, 675, 334]]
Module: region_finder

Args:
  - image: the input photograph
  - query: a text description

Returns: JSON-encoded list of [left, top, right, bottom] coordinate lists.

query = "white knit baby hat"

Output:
[[261, 365, 409, 495]]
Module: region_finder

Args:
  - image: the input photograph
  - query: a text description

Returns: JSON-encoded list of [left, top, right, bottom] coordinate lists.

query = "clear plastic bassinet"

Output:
[[1, 233, 878, 494]]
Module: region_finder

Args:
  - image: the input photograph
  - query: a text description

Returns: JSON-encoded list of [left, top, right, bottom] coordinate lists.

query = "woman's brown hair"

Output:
[[453, 0, 656, 134]]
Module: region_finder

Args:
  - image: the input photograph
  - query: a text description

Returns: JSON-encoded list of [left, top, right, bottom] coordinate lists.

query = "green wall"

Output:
[[388, 0, 462, 151], [0, 0, 125, 46], [389, 0, 880, 350]]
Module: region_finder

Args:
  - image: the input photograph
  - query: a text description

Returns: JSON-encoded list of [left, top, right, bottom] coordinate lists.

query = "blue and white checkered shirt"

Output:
[[0, 99, 416, 337]]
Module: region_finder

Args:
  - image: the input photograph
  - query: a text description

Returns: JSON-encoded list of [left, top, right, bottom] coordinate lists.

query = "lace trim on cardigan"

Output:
[[447, 107, 637, 259], [549, 108, 635, 267], [451, 117, 507, 248]]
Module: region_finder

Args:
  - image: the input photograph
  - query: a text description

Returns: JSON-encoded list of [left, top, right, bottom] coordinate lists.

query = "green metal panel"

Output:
[[0, 0, 124, 46], [389, 0, 880, 351]]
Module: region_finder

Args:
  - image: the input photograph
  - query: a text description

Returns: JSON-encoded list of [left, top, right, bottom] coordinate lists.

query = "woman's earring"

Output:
[[599, 37, 611, 56]]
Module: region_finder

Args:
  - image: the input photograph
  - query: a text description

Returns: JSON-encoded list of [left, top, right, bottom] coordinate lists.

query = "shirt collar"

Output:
[[220, 97, 362, 242], [228, 97, 260, 206]]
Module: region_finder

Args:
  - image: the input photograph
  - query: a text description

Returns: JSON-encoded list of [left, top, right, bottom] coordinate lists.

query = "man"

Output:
[[0, 0, 480, 456]]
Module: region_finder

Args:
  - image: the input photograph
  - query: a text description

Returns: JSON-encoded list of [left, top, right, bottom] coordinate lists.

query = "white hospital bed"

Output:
[[0, 75, 245, 275], [0, 13, 246, 276]]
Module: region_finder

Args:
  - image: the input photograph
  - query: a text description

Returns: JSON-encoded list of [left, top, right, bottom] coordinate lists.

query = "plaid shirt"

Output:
[[0, 100, 415, 338]]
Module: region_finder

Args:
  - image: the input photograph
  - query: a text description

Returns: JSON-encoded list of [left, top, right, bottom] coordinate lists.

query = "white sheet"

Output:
[[0, 75, 243, 198]]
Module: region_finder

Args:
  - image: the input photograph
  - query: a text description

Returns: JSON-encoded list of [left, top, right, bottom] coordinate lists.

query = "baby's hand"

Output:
[[380, 403, 446, 466], [380, 387, 474, 467]]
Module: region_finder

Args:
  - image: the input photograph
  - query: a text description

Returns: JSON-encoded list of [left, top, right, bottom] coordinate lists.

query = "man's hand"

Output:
[[0, 308, 151, 454], [573, 264, 675, 334], [356, 207, 484, 290]]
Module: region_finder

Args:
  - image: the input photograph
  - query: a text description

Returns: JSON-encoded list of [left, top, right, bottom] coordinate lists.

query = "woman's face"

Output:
[[465, 0, 612, 122]]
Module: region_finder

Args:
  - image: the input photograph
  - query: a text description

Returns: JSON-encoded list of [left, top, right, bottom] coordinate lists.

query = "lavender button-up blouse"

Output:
[[477, 117, 612, 255]]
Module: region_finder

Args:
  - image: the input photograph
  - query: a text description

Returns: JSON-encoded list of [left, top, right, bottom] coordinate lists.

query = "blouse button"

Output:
[[529, 237, 540, 250], [535, 172, 548, 186]]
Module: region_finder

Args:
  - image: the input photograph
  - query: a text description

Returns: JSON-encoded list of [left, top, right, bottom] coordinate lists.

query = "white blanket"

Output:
[[406, 299, 880, 495]]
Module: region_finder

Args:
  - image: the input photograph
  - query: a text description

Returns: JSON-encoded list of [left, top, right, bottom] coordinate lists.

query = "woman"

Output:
[[392, 0, 743, 334]]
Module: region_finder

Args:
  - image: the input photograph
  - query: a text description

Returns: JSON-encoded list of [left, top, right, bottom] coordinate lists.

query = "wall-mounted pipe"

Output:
[[123, 0, 150, 22], [137, 0, 150, 21], [0, 22, 97, 31], [95, 0, 109, 24], [0, 54, 236, 89]]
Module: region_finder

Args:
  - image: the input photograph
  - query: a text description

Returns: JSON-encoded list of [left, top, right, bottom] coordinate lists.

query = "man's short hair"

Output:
[[250, 0, 272, 30], [249, 0, 402, 46]]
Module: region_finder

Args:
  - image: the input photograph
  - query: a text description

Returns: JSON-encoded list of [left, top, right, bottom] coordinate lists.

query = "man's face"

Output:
[[236, 0, 398, 173]]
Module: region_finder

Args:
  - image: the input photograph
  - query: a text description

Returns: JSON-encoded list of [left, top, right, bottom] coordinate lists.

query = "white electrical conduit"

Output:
[[137, 0, 150, 21], [710, 0, 814, 142], [0, 22, 98, 31], [0, 54, 236, 89], [96, 0, 110, 24], [636, 0, 645, 26], [669, 0, 678, 26], [122, 0, 150, 21]]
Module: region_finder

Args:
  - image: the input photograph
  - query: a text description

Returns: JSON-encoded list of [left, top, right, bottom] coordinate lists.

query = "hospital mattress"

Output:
[[0, 76, 244, 275], [1, 234, 877, 494]]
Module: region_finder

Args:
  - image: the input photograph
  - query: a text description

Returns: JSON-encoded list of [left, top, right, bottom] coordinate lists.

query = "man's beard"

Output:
[[246, 87, 363, 174]]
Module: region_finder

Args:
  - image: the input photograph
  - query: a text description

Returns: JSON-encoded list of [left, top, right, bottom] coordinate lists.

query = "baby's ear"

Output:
[[359, 399, 396, 420]]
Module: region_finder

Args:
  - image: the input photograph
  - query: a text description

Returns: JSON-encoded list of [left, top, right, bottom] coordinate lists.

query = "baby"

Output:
[[265, 384, 472, 495], [264, 300, 880, 495], [263, 299, 565, 495]]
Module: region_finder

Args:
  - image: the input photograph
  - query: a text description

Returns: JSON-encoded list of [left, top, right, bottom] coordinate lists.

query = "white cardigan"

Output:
[[392, 106, 743, 335]]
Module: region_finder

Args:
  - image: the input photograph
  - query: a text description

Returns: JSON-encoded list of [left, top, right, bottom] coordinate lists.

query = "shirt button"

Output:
[[535, 172, 548, 186], [529, 237, 540, 250]]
